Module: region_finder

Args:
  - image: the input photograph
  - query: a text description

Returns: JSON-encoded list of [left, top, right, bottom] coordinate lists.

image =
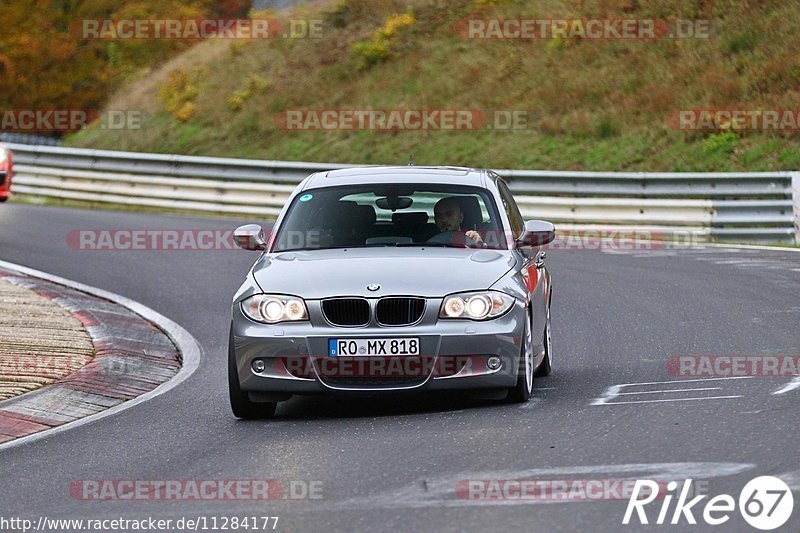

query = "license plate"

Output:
[[328, 338, 420, 357]]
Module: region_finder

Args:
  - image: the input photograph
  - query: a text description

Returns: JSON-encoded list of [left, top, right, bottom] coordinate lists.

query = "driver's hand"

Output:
[[465, 230, 485, 247]]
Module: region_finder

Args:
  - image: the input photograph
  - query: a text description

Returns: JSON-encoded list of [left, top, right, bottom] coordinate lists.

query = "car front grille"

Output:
[[376, 297, 426, 326], [321, 298, 370, 326]]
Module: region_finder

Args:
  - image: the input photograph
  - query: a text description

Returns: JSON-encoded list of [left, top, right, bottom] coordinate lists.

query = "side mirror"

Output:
[[234, 224, 267, 251], [516, 220, 556, 248]]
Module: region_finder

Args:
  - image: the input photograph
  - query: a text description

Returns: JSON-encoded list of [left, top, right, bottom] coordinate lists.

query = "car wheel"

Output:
[[507, 313, 534, 403], [535, 298, 553, 377], [228, 327, 277, 419]]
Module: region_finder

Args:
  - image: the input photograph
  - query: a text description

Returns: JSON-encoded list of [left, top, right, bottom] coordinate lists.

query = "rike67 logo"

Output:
[[623, 476, 793, 530]]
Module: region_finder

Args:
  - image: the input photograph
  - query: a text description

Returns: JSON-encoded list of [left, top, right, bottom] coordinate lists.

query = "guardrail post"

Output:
[[793, 172, 800, 244]]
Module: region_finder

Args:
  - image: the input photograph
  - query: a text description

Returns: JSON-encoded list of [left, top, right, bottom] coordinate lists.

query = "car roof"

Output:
[[302, 166, 491, 190]]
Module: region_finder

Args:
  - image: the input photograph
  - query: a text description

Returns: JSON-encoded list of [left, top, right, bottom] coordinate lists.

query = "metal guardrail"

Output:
[[6, 143, 800, 244], [0, 133, 62, 147]]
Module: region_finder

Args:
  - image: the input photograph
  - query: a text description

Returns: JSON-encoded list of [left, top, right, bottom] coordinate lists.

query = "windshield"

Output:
[[273, 184, 507, 251]]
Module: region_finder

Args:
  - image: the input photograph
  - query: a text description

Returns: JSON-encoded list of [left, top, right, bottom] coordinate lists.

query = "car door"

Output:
[[497, 178, 547, 341]]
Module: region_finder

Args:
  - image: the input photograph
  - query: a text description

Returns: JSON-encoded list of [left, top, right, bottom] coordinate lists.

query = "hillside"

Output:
[[0, 0, 251, 113], [68, 0, 800, 171]]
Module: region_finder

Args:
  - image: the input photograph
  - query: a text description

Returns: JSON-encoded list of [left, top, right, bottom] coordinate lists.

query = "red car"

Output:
[[0, 144, 12, 202]]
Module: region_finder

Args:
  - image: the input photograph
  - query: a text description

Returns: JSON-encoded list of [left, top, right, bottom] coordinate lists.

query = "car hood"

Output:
[[251, 247, 515, 299]]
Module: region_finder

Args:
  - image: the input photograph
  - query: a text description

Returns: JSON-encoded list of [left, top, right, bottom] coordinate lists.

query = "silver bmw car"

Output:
[[228, 166, 555, 418]]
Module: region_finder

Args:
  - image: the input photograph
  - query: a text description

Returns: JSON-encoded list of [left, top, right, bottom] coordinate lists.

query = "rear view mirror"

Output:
[[376, 196, 413, 211], [234, 224, 267, 251], [516, 220, 556, 247]]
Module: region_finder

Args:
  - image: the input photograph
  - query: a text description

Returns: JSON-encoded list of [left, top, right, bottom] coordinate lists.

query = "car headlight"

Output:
[[241, 294, 308, 324], [0, 147, 8, 164], [439, 291, 514, 320]]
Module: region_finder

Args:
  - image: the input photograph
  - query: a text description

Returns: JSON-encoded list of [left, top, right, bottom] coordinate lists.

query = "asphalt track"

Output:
[[0, 203, 798, 532]]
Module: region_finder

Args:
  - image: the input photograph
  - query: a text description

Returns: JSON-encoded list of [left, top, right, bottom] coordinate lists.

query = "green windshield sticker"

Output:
[[299, 194, 313, 202]]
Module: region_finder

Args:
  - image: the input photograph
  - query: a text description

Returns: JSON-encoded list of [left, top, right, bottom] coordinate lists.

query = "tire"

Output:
[[507, 314, 534, 403], [535, 299, 553, 377], [228, 327, 277, 419]]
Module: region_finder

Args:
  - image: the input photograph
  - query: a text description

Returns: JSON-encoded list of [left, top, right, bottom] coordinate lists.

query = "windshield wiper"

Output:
[[276, 242, 472, 252], [274, 246, 350, 252], [395, 242, 468, 248], [275, 244, 395, 252]]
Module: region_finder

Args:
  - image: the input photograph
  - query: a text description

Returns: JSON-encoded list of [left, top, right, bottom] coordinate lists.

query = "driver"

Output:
[[429, 197, 485, 247]]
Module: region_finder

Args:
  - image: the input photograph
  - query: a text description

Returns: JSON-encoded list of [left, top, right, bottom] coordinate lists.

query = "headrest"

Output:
[[354, 204, 377, 225], [392, 211, 429, 228], [456, 196, 484, 230]]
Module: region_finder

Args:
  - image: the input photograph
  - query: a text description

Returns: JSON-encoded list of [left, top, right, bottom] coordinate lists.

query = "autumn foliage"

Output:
[[0, 0, 251, 116]]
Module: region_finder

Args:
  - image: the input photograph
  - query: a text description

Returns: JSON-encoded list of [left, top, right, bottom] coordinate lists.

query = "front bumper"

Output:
[[231, 298, 527, 394]]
